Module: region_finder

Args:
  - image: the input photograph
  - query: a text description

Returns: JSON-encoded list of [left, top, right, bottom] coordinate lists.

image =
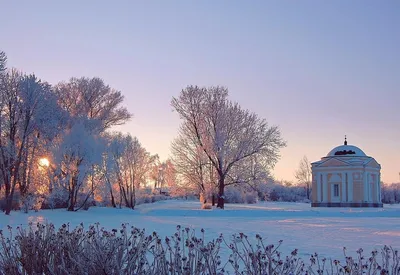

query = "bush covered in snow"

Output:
[[136, 193, 170, 205], [0, 223, 398, 275], [221, 180, 311, 205], [381, 182, 400, 204], [224, 186, 258, 204], [268, 181, 308, 202]]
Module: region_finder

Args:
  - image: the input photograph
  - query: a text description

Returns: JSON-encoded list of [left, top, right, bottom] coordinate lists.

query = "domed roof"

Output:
[[327, 144, 367, 157]]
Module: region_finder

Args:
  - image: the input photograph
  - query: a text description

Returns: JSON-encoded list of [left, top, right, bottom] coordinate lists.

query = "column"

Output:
[[316, 172, 321, 202], [363, 170, 368, 202], [323, 173, 328, 202], [348, 172, 353, 202], [368, 172, 371, 202], [375, 173, 380, 202], [341, 172, 347, 202], [378, 173, 382, 202]]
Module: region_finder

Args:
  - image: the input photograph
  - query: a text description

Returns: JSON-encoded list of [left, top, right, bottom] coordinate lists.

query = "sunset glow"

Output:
[[39, 158, 50, 167]]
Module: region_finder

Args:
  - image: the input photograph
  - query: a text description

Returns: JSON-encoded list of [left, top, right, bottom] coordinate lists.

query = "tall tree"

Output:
[[54, 120, 104, 211], [54, 77, 132, 132], [0, 51, 6, 72], [152, 159, 176, 193], [0, 71, 60, 214], [172, 131, 215, 202], [109, 133, 155, 209], [171, 86, 286, 209], [52, 77, 132, 210], [294, 155, 312, 200]]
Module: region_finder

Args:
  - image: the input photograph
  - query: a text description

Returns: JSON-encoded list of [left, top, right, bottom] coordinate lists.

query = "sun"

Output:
[[39, 158, 50, 167]]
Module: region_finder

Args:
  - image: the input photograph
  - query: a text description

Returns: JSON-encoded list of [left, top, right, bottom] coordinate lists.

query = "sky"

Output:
[[1, 1, 399, 183]]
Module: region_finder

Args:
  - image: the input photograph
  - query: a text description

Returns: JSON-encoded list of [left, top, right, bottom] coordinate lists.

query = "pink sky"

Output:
[[1, 1, 399, 183]]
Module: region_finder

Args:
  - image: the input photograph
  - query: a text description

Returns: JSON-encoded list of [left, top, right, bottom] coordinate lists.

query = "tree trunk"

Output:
[[217, 176, 225, 209], [110, 189, 116, 208], [5, 168, 18, 215], [4, 186, 15, 215], [4, 182, 11, 212], [67, 177, 76, 211], [67, 199, 75, 211], [200, 192, 207, 204]]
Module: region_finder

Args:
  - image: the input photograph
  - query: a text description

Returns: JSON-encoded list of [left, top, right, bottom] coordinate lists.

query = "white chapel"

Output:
[[311, 137, 382, 207]]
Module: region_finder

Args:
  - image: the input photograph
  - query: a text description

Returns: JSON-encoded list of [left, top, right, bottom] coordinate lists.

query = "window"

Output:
[[334, 184, 339, 197]]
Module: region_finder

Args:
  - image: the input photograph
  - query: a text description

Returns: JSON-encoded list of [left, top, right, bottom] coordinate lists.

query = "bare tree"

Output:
[[226, 154, 272, 196], [294, 155, 312, 200], [0, 72, 60, 214], [0, 51, 6, 72], [171, 130, 216, 203], [109, 133, 155, 209], [171, 86, 286, 209], [54, 121, 104, 211], [151, 158, 176, 194], [51, 77, 132, 210], [54, 77, 132, 132]]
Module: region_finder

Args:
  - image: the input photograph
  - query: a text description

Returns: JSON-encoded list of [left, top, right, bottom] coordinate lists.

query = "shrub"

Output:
[[20, 193, 43, 213], [136, 193, 169, 206], [0, 193, 21, 212], [224, 187, 258, 204], [0, 223, 398, 275], [381, 182, 400, 204], [243, 191, 258, 204], [268, 184, 306, 202], [41, 189, 69, 210], [201, 203, 212, 209]]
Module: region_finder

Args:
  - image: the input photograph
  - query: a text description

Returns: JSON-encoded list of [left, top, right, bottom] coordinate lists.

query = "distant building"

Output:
[[311, 137, 382, 207]]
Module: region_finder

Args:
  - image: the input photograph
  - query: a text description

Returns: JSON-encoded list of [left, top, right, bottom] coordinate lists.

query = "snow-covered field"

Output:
[[1, 200, 399, 261]]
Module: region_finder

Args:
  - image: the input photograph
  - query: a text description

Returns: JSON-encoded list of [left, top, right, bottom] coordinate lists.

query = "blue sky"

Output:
[[1, 1, 399, 183]]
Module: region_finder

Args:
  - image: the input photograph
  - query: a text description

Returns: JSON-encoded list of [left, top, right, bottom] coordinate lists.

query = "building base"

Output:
[[311, 202, 383, 208]]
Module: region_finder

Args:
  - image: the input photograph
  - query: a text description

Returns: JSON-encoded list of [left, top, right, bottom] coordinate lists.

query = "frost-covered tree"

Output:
[[226, 154, 272, 197], [294, 155, 312, 200], [51, 77, 131, 210], [0, 51, 6, 72], [0, 69, 22, 214], [381, 182, 400, 204], [171, 86, 286, 209], [172, 133, 216, 203], [53, 120, 105, 211], [0, 71, 62, 214], [108, 133, 155, 209], [18, 76, 64, 197], [54, 77, 132, 132], [100, 133, 127, 208], [151, 159, 176, 193]]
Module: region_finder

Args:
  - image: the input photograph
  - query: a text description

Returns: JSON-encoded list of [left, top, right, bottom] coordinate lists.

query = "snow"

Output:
[[1, 200, 399, 262], [326, 144, 367, 157]]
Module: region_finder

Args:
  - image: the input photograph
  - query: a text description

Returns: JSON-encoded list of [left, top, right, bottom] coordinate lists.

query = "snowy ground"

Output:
[[0, 200, 399, 262]]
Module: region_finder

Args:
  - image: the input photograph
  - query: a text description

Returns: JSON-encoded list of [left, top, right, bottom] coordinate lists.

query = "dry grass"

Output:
[[0, 223, 398, 274]]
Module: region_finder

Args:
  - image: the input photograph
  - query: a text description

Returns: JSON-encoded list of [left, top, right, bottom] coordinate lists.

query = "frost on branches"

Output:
[[0, 52, 135, 214], [0, 69, 62, 214], [171, 86, 286, 209], [53, 120, 105, 211]]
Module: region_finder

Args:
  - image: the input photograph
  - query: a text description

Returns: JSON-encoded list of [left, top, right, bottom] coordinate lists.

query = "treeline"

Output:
[[0, 51, 177, 214], [381, 182, 400, 204], [0, 51, 289, 214], [2, 49, 396, 215], [220, 181, 400, 205]]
